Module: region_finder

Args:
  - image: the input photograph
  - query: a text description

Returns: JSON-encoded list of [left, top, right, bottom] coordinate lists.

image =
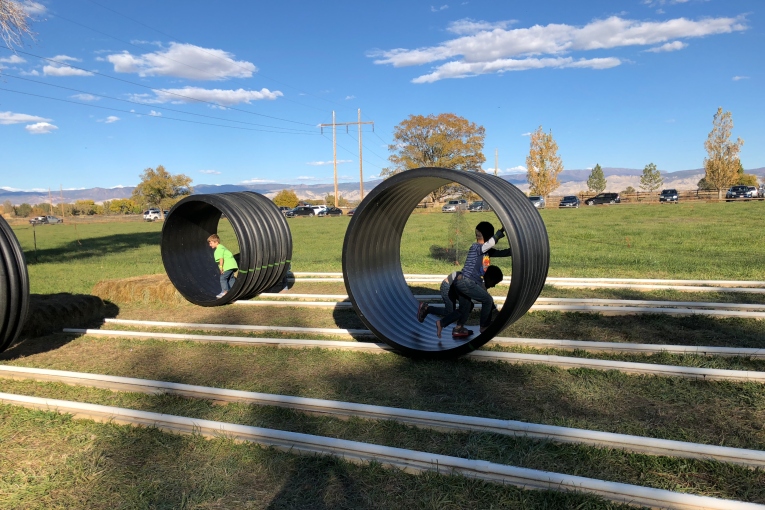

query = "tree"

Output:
[[324, 193, 349, 207], [384, 113, 485, 203], [526, 126, 563, 198], [639, 163, 663, 197], [109, 198, 138, 214], [0, 0, 33, 49], [697, 177, 715, 191], [622, 186, 636, 195], [131, 165, 193, 218], [586, 164, 606, 194], [74, 200, 97, 215], [14, 203, 31, 217], [2, 200, 13, 215], [703, 107, 744, 199], [735, 161, 758, 187], [272, 189, 299, 208]]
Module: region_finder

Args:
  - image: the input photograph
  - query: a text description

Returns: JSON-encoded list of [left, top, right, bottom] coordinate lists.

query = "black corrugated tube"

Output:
[[342, 167, 550, 359], [0, 216, 30, 353], [161, 192, 292, 306]]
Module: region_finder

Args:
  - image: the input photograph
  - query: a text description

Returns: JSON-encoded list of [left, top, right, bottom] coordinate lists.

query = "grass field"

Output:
[[10, 200, 765, 295], [3, 201, 765, 508]]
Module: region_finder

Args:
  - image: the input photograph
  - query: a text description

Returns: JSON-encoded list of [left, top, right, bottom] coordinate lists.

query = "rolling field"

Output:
[[3, 201, 765, 508]]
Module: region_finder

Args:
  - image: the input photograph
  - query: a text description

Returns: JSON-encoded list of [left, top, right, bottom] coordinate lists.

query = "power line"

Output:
[[0, 46, 318, 127], [343, 130, 388, 163], [0, 87, 319, 134], [322, 133, 383, 170], [1, 73, 316, 133]]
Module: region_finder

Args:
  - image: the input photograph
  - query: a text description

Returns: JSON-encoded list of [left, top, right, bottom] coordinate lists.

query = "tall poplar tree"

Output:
[[703, 107, 744, 199], [525, 126, 563, 198]]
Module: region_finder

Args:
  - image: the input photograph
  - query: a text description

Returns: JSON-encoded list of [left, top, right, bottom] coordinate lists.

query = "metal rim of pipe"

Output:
[[342, 167, 550, 359], [3, 364, 765, 467], [161, 192, 292, 306], [0, 393, 760, 510], [0, 216, 30, 353]]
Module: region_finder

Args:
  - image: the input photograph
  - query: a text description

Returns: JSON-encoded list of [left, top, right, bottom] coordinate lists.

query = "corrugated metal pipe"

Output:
[[0, 216, 30, 352]]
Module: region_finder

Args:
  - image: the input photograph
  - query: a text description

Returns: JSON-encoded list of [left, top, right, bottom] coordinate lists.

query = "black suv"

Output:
[[584, 192, 620, 206], [558, 196, 580, 208], [659, 189, 678, 203], [285, 206, 316, 217], [726, 185, 754, 201]]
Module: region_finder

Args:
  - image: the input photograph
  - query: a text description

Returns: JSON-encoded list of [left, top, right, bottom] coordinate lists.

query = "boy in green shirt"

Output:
[[207, 234, 238, 299]]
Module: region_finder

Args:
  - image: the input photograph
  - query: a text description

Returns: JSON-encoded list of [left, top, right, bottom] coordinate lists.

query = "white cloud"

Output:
[[521, 132, 532, 136], [43, 55, 94, 77], [0, 111, 50, 125], [370, 15, 746, 82], [0, 55, 25, 64], [21, 1, 46, 15], [447, 18, 516, 35], [645, 41, 688, 52], [137, 86, 282, 106], [431, 5, 449, 12], [494, 165, 526, 175], [148, 110, 162, 117], [104, 116, 120, 123], [71, 93, 99, 101], [295, 176, 321, 181], [241, 178, 274, 184], [732, 75, 749, 81], [25, 122, 58, 134], [307, 160, 352, 166], [345, 95, 356, 100], [199, 170, 221, 175], [19, 69, 40, 76], [106, 43, 256, 80]]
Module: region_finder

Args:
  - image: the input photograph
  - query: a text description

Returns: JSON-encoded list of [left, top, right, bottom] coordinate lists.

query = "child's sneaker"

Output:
[[417, 302, 429, 323], [452, 327, 473, 338], [215, 291, 227, 299]]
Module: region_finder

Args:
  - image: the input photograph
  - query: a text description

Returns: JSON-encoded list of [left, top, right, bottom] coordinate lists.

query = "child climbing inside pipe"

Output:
[[207, 234, 238, 299], [417, 221, 510, 338]]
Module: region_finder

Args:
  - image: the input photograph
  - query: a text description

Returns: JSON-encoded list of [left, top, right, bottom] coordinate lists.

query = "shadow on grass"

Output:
[[25, 231, 160, 265], [0, 293, 119, 360]]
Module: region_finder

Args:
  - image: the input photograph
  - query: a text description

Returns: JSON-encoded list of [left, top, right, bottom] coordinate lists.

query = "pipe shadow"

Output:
[[24, 231, 160, 265]]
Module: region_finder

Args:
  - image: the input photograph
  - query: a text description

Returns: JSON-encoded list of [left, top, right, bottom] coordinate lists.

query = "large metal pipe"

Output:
[[342, 167, 549, 358], [0, 216, 30, 352], [161, 192, 292, 306]]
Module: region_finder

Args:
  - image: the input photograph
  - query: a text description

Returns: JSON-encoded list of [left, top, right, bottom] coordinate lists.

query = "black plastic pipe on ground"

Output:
[[0, 216, 30, 353], [161, 192, 292, 306], [342, 167, 550, 359]]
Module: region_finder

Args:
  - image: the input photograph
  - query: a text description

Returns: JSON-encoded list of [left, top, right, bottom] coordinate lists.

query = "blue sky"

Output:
[[0, 0, 761, 191]]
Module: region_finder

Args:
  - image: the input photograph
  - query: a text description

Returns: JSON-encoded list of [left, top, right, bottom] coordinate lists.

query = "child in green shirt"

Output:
[[207, 234, 238, 299]]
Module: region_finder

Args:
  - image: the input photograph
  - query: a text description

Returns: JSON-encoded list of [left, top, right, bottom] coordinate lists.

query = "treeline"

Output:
[[1, 199, 143, 218]]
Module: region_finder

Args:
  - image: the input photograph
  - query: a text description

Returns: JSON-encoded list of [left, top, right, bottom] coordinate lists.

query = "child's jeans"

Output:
[[220, 269, 236, 292]]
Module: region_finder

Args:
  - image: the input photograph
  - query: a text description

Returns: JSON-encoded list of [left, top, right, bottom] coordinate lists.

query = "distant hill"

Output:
[[2, 167, 762, 205]]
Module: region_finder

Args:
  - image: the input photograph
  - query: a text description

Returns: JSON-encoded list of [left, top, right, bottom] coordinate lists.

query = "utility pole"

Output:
[[320, 111, 374, 207], [494, 149, 498, 176]]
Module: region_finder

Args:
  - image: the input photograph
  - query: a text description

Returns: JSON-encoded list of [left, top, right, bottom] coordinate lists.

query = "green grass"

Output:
[[0, 404, 639, 510], [11, 201, 765, 294], [2, 380, 763, 504]]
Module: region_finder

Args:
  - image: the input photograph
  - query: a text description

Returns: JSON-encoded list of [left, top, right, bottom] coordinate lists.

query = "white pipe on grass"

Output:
[[1, 392, 761, 510], [2, 365, 764, 467]]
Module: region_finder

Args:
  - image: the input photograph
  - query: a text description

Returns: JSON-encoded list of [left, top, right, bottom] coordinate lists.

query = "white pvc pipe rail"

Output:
[[2, 365, 763, 468], [103, 318, 374, 337], [1, 392, 761, 510], [236, 299, 765, 319], [66, 328, 765, 383]]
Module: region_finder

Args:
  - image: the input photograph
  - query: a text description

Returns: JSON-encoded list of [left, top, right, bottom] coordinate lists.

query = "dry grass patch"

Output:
[[93, 273, 183, 305]]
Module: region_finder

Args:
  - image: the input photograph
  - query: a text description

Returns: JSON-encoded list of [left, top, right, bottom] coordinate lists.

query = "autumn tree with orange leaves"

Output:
[[384, 113, 485, 202], [526, 126, 563, 199], [703, 107, 744, 199]]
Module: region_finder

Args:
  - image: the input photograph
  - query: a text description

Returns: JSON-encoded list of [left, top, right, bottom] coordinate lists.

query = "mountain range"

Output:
[[2, 167, 763, 205]]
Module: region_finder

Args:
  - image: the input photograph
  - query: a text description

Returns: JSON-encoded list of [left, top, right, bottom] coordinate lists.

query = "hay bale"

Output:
[[20, 293, 119, 339], [93, 274, 184, 305]]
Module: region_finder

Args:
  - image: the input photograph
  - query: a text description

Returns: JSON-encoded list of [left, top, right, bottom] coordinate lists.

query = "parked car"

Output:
[[585, 192, 621, 206], [659, 189, 679, 203], [726, 185, 754, 201], [285, 206, 316, 218], [558, 196, 580, 208], [29, 215, 63, 225], [317, 207, 343, 217], [528, 195, 546, 209], [347, 208, 356, 216], [143, 209, 162, 221], [468, 200, 492, 212], [441, 199, 468, 213], [747, 186, 759, 198], [277, 206, 291, 215]]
